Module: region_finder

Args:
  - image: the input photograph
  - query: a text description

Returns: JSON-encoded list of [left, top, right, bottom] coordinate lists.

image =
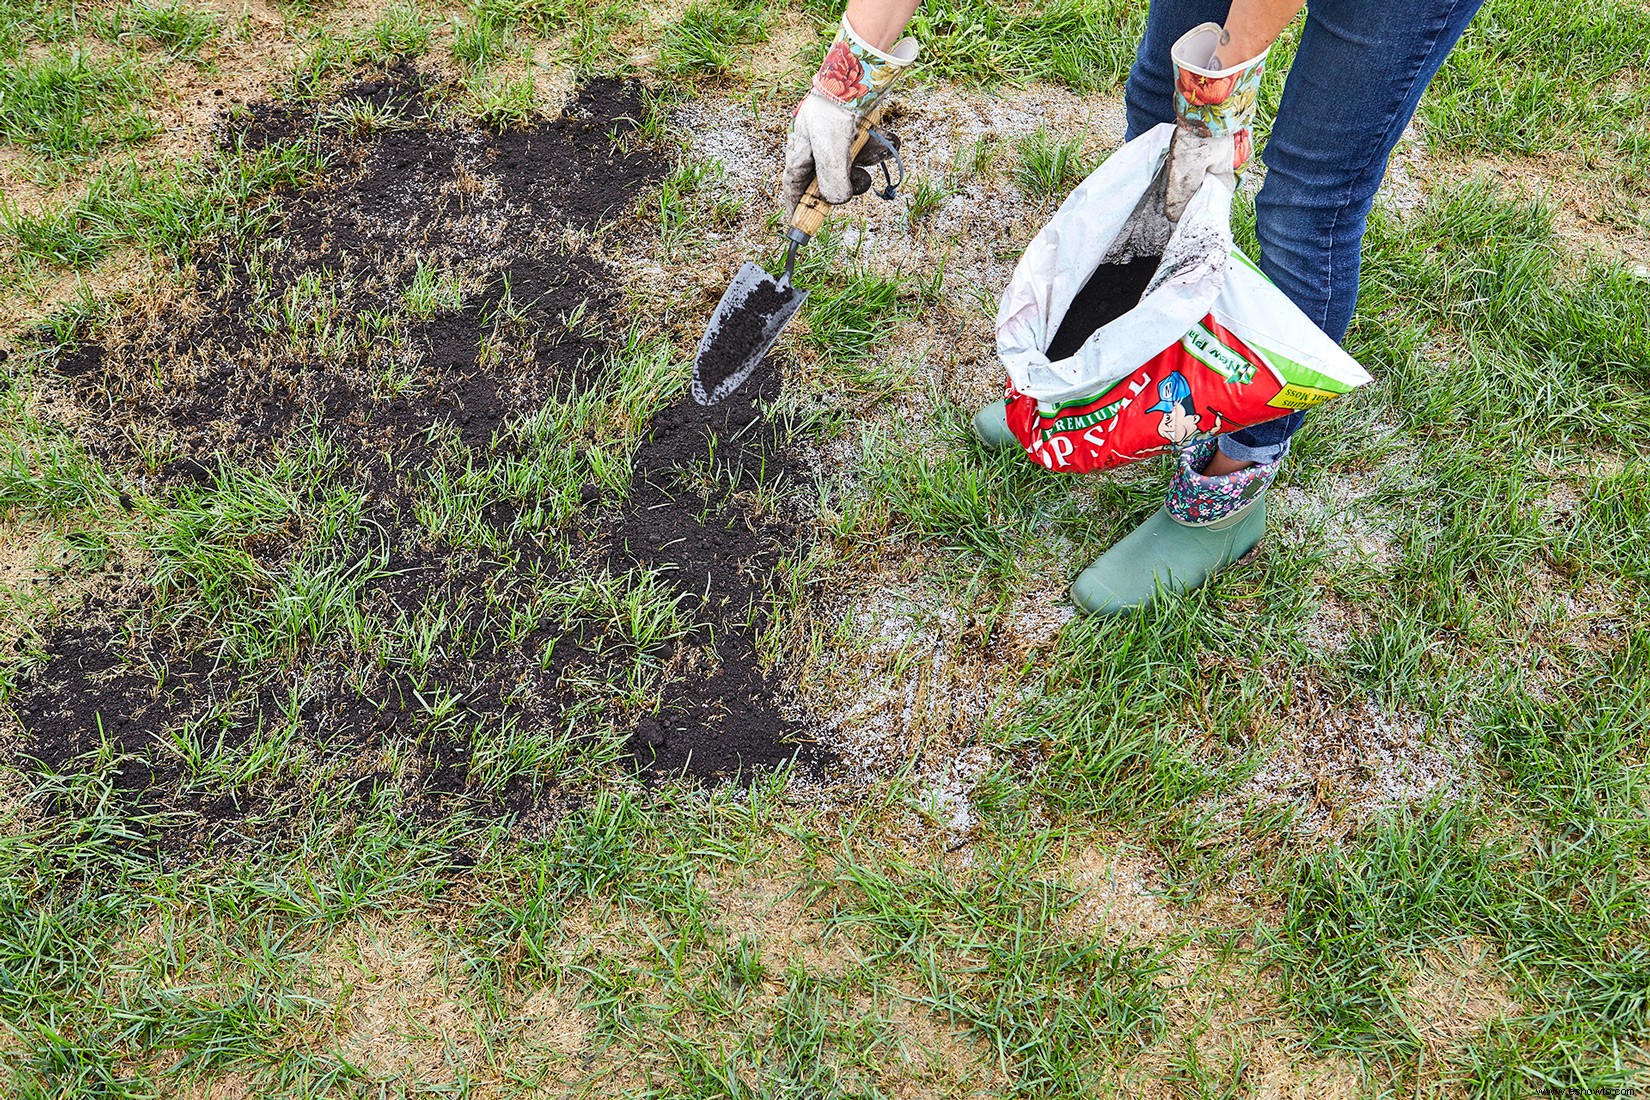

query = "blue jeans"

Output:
[[1125, 0, 1484, 465]]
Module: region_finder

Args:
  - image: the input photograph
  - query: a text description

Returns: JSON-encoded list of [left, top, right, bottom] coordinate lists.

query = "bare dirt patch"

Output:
[[708, 869, 860, 975], [313, 921, 488, 1083], [1413, 145, 1650, 266], [8, 67, 831, 856], [1398, 938, 1520, 1053], [0, 522, 57, 595], [1124, 947, 1368, 1100], [1060, 846, 1182, 941]]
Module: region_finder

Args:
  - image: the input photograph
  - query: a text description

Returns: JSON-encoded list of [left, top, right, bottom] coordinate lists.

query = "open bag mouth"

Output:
[[993, 123, 1369, 474]]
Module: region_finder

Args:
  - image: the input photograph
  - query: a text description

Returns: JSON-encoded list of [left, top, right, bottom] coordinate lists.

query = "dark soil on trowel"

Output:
[[694, 278, 798, 400], [1044, 255, 1160, 361], [10, 66, 828, 859]]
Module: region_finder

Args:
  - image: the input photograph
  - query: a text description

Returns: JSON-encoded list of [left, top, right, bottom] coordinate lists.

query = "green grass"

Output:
[[780, 225, 924, 379], [1261, 806, 1497, 1059], [358, 0, 432, 63], [1423, 0, 1650, 168], [2, 138, 322, 269], [1013, 127, 1091, 200], [4, 0, 1650, 1095], [655, 155, 742, 258], [951, 132, 1002, 179], [1564, 466, 1650, 583], [0, 403, 117, 519], [657, 0, 769, 78], [1259, 798, 1650, 1092], [401, 259, 467, 321], [795, 0, 1144, 91], [0, 47, 155, 159], [465, 69, 540, 125], [453, 0, 518, 71], [825, 836, 1175, 1085], [0, 0, 88, 52], [416, 329, 677, 548], [116, 0, 219, 59], [1355, 182, 1650, 449], [904, 173, 948, 226]]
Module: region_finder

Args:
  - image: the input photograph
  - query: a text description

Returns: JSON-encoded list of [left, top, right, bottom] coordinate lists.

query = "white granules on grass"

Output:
[[675, 83, 1128, 412], [1232, 696, 1481, 836], [793, 567, 1079, 767], [919, 744, 996, 838], [784, 577, 1035, 841], [799, 588, 996, 776], [1375, 122, 1428, 217], [1272, 482, 1401, 567], [1268, 422, 1418, 568]]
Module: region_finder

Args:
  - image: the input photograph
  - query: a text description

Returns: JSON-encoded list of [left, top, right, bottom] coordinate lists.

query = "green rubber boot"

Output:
[[971, 399, 1020, 451], [1069, 440, 1279, 616]]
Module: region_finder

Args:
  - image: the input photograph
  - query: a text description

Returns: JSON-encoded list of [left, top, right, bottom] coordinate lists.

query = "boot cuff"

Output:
[[1166, 439, 1280, 526]]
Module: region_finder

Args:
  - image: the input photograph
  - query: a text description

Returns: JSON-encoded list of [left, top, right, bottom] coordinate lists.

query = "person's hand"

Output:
[[781, 15, 917, 218], [1163, 22, 1268, 222], [783, 101, 903, 215]]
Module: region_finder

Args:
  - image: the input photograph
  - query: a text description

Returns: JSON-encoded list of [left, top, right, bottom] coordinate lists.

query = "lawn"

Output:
[[1, 0, 1648, 1096]]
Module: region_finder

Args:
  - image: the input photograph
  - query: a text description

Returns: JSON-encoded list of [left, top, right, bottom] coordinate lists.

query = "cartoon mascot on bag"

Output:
[[1148, 371, 1224, 446]]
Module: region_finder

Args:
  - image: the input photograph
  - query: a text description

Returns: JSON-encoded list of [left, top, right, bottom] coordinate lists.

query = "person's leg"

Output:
[[1212, 410, 1305, 468], [1124, 0, 1234, 140], [1214, 0, 1487, 470], [1075, 0, 1487, 613]]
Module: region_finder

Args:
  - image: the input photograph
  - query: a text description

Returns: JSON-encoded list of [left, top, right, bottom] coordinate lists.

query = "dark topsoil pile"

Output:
[[11, 68, 829, 857]]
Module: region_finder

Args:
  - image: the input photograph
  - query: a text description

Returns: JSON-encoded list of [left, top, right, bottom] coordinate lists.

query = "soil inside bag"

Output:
[[1043, 255, 1159, 362]]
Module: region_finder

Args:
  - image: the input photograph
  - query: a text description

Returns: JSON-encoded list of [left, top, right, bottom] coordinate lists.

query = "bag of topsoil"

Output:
[[994, 122, 1372, 473]]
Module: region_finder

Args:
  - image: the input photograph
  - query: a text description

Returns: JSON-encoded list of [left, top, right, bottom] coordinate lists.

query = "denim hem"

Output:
[[1217, 432, 1290, 466]]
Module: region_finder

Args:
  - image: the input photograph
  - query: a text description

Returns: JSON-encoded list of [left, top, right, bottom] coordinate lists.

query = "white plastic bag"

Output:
[[994, 122, 1372, 472]]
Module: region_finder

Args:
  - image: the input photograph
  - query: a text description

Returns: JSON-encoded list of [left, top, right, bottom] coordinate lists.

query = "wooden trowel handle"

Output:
[[788, 103, 890, 240]]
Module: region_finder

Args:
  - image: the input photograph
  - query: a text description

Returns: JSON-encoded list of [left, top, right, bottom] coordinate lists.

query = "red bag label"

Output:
[[1007, 315, 1318, 472]]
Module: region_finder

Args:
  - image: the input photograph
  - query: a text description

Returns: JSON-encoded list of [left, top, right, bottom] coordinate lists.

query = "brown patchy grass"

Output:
[[4, 2, 1642, 1096], [310, 920, 493, 1083], [1126, 949, 1368, 1100], [1398, 939, 1522, 1058], [1431, 147, 1650, 267]]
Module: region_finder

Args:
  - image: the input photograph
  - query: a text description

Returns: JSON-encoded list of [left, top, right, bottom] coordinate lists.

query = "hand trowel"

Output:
[[690, 107, 899, 406]]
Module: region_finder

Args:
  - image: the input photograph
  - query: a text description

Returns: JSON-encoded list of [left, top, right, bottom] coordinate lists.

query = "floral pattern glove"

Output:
[[782, 17, 918, 216], [1164, 21, 1268, 222]]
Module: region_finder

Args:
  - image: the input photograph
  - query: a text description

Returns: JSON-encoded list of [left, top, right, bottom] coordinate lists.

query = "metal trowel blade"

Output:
[[691, 262, 807, 406]]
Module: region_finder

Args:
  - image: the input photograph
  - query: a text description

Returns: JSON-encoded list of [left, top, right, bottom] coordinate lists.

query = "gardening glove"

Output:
[[1163, 22, 1268, 223], [781, 15, 918, 218]]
